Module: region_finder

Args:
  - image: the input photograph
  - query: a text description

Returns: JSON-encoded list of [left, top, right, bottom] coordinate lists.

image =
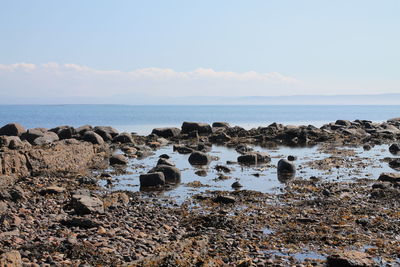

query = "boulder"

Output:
[[237, 152, 270, 165], [188, 151, 211, 165], [335, 120, 352, 127], [327, 250, 376, 267], [149, 165, 181, 183], [389, 143, 400, 154], [139, 172, 165, 187], [277, 159, 296, 174], [151, 127, 181, 138], [20, 128, 48, 144], [94, 126, 119, 141], [181, 122, 212, 135], [112, 132, 134, 143], [0, 123, 25, 136], [82, 131, 104, 145], [110, 154, 128, 165], [32, 131, 59, 145], [378, 172, 400, 183], [157, 158, 175, 167], [173, 144, 194, 154], [209, 132, 231, 143], [71, 194, 104, 215], [212, 122, 230, 128], [76, 125, 92, 135], [58, 127, 76, 140], [0, 136, 26, 149]]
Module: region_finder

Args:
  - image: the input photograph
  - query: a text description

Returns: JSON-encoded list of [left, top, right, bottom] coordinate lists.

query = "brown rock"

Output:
[[327, 250, 377, 267], [0, 123, 25, 136], [378, 172, 400, 183], [0, 250, 22, 267]]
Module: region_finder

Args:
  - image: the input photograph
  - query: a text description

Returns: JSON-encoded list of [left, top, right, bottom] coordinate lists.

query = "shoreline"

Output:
[[0, 120, 399, 266]]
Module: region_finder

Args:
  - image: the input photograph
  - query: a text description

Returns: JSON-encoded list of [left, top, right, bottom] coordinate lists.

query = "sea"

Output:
[[0, 105, 399, 135]]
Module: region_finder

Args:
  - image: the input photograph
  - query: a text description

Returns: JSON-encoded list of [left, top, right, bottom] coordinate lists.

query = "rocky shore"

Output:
[[1, 120, 400, 266]]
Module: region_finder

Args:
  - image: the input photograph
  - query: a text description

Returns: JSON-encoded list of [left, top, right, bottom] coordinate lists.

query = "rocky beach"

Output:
[[1, 119, 400, 266]]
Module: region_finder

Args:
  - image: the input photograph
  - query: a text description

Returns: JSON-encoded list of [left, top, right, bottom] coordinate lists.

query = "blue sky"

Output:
[[0, 0, 399, 103]]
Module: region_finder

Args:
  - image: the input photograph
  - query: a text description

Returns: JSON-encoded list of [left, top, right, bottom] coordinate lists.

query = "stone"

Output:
[[0, 123, 25, 136], [149, 165, 181, 183], [156, 158, 175, 167], [215, 165, 231, 173], [213, 195, 236, 204], [212, 122, 230, 128], [173, 144, 194, 154], [32, 131, 59, 145], [94, 126, 119, 141], [40, 186, 66, 194], [231, 181, 243, 189], [237, 152, 270, 165], [151, 127, 181, 138], [277, 159, 296, 174], [335, 120, 352, 127], [112, 132, 134, 143], [58, 127, 76, 139], [0, 136, 25, 149], [20, 128, 48, 144], [82, 131, 104, 145], [188, 151, 211, 165], [389, 143, 400, 154], [327, 250, 376, 267], [139, 172, 165, 187], [181, 122, 212, 135], [76, 124, 92, 135], [71, 194, 104, 215], [378, 172, 400, 183], [61, 217, 100, 229], [209, 132, 231, 143], [110, 154, 128, 165], [0, 250, 22, 267], [287, 155, 297, 161]]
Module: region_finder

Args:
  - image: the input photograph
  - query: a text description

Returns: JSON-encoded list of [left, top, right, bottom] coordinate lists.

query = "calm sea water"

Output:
[[0, 105, 399, 135]]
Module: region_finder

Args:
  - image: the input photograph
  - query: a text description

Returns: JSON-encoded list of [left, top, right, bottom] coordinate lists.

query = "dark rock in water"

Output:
[[32, 132, 59, 145], [389, 143, 400, 154], [76, 125, 92, 135], [231, 181, 243, 189], [181, 122, 212, 135], [195, 170, 207, 176], [110, 154, 128, 165], [378, 172, 400, 183], [188, 151, 211, 165], [213, 195, 236, 204], [61, 217, 100, 228], [215, 165, 231, 173], [212, 122, 230, 128], [287, 155, 297, 161], [0, 123, 26, 136], [237, 152, 270, 165], [159, 154, 170, 159], [151, 127, 181, 138], [149, 165, 181, 183], [140, 172, 165, 187], [173, 144, 194, 154], [20, 128, 48, 144], [335, 120, 352, 127], [82, 131, 104, 145], [94, 126, 119, 141], [389, 158, 400, 169], [71, 194, 104, 215], [327, 250, 376, 267], [277, 159, 296, 174], [363, 144, 372, 151], [112, 132, 134, 143], [235, 144, 253, 154], [157, 158, 175, 167]]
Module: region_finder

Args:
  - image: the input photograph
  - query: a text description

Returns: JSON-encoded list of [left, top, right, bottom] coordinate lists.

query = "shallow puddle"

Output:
[[101, 143, 397, 201]]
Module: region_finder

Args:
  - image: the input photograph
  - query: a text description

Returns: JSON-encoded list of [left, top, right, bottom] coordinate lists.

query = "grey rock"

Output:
[[188, 151, 211, 165], [139, 172, 165, 187], [181, 122, 212, 135], [237, 152, 270, 165], [110, 154, 128, 165], [149, 165, 181, 183], [112, 132, 134, 143], [71, 194, 104, 215], [82, 131, 104, 145], [151, 127, 181, 138]]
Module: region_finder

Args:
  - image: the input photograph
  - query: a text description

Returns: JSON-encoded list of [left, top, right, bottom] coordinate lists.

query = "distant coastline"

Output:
[[1, 93, 400, 105]]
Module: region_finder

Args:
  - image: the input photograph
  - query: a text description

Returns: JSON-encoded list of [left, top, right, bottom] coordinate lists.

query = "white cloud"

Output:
[[0, 62, 398, 103]]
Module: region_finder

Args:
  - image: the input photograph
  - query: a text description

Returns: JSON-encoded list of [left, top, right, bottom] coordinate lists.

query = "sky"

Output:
[[0, 0, 399, 104]]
